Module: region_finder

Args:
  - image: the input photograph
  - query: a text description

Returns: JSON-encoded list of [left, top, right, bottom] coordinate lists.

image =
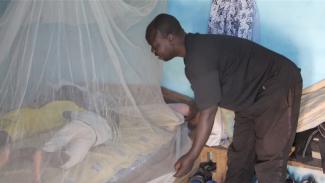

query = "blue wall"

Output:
[[164, 0, 325, 97]]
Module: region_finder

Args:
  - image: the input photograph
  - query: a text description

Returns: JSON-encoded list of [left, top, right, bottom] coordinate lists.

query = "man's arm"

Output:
[[174, 105, 217, 177]]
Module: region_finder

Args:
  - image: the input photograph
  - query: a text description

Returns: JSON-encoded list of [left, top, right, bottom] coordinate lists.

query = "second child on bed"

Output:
[[0, 85, 118, 183], [33, 85, 119, 183]]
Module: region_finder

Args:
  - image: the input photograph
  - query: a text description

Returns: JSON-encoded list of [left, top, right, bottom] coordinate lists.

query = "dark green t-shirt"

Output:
[[184, 33, 299, 111]]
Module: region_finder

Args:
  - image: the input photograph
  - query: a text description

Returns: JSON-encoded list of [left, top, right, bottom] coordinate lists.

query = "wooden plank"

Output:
[[288, 160, 323, 171]]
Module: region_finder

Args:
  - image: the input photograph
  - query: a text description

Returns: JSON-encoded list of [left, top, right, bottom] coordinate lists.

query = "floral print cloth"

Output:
[[208, 0, 256, 40]]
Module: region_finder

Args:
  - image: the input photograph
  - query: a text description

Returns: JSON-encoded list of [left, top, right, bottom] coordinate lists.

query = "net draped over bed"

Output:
[[0, 1, 191, 182]]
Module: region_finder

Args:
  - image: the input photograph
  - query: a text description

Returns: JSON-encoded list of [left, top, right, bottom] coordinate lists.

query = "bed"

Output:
[[0, 85, 193, 183]]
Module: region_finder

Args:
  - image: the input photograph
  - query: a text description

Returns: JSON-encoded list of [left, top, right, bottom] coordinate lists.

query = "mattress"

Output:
[[0, 104, 191, 183]]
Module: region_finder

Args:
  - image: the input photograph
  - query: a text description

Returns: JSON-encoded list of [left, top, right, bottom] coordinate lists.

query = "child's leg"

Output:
[[60, 121, 96, 169], [33, 149, 71, 183], [34, 121, 96, 182], [42, 122, 81, 153], [0, 130, 11, 169], [0, 145, 10, 169], [33, 150, 43, 183]]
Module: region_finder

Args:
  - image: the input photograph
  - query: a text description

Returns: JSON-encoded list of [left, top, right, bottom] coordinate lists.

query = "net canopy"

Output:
[[0, 1, 191, 182]]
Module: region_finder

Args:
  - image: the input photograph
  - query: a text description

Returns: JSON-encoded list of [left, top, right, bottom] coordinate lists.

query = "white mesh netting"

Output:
[[0, 1, 191, 182]]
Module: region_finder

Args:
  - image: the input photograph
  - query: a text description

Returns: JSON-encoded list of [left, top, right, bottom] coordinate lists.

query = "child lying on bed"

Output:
[[0, 112, 117, 183], [33, 85, 119, 183], [0, 100, 84, 172], [0, 85, 119, 183]]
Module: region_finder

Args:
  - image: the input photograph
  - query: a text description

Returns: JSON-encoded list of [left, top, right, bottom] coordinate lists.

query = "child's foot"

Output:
[[0, 146, 10, 169], [33, 150, 43, 183]]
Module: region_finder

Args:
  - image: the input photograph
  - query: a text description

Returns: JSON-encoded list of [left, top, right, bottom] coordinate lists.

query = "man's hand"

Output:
[[185, 102, 198, 121], [174, 153, 196, 177], [187, 113, 200, 130], [175, 106, 217, 177]]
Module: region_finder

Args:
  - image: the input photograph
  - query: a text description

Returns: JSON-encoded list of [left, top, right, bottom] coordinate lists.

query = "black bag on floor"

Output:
[[291, 121, 325, 173]]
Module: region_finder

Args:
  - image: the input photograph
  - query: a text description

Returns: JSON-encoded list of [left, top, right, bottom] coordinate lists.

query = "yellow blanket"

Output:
[[0, 101, 83, 141]]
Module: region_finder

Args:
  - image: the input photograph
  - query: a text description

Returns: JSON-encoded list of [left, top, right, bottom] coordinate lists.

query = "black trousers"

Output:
[[225, 66, 302, 183]]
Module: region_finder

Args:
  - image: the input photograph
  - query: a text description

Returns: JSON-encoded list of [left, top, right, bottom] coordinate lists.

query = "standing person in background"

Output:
[[145, 14, 302, 183]]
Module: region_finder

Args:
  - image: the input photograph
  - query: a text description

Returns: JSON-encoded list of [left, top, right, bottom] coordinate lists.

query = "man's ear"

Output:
[[167, 34, 174, 42]]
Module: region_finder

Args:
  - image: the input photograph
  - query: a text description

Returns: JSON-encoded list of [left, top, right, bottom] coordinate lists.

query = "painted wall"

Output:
[[164, 0, 325, 97], [257, 0, 325, 89]]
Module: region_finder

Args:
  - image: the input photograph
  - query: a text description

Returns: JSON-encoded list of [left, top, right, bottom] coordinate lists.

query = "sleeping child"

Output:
[[33, 85, 119, 183], [0, 85, 119, 183], [0, 100, 84, 172]]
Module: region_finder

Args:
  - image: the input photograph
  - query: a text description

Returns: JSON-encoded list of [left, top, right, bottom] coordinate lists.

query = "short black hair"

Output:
[[0, 130, 11, 150], [56, 85, 85, 102], [145, 13, 184, 44]]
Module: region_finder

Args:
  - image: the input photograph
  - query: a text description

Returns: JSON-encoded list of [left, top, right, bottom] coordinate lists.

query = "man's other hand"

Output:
[[174, 153, 196, 177]]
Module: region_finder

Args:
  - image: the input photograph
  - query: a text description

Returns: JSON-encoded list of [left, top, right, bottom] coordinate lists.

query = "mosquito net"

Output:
[[0, 1, 191, 182]]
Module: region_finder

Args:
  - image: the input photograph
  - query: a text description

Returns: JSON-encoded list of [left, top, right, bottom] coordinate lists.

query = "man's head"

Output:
[[146, 14, 185, 61]]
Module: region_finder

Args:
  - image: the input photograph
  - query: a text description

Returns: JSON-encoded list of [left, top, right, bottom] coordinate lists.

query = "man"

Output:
[[145, 14, 302, 183]]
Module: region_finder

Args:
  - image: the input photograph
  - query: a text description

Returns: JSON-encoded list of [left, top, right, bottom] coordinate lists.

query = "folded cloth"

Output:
[[297, 79, 325, 132]]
